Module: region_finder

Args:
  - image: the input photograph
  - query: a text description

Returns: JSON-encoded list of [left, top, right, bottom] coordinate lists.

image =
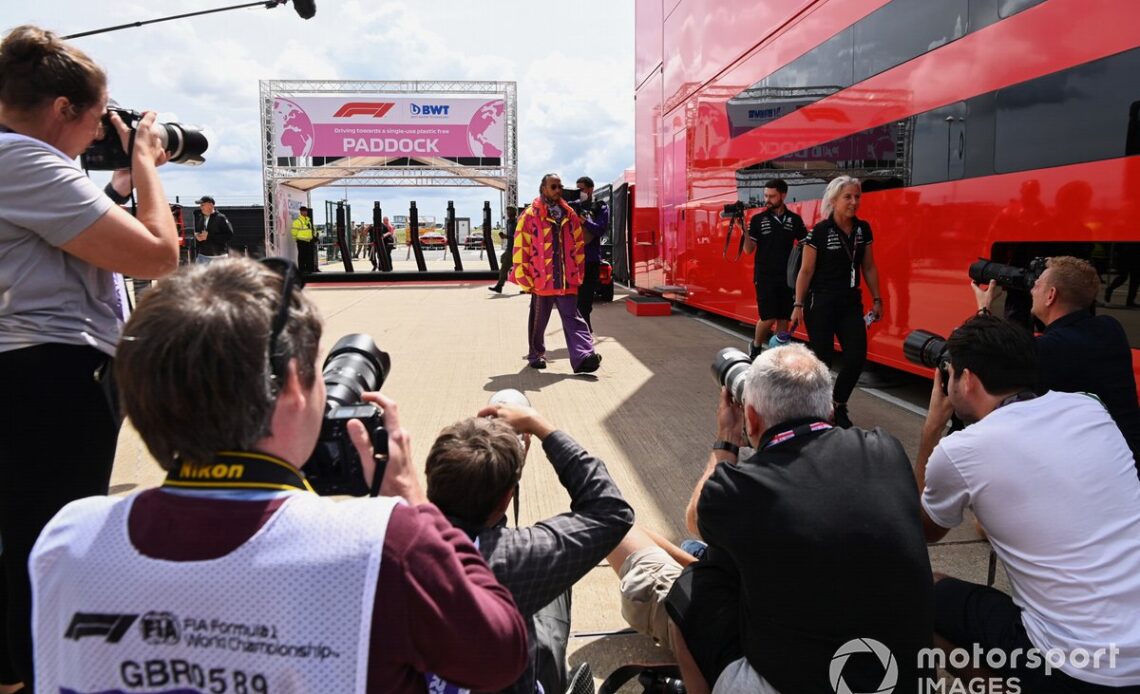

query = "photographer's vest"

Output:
[[30, 489, 398, 694]]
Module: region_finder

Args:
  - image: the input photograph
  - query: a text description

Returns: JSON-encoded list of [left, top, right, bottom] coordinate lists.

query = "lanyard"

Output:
[[995, 391, 1037, 410], [163, 451, 315, 493], [835, 223, 859, 287], [762, 421, 833, 449]]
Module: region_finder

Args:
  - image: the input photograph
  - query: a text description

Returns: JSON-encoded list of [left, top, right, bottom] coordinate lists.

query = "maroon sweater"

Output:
[[128, 490, 527, 692]]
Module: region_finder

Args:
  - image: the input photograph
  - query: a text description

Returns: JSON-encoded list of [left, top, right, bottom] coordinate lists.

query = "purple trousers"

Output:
[[527, 294, 595, 369]]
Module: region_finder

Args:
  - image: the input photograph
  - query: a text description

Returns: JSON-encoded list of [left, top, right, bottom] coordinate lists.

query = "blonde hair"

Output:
[[821, 176, 861, 218], [1045, 256, 1100, 308]]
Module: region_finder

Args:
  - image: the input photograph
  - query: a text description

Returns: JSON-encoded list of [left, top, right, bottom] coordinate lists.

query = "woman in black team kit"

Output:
[[790, 176, 882, 428]]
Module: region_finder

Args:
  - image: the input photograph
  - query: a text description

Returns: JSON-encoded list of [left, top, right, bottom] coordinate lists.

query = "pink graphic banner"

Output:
[[272, 96, 505, 159]]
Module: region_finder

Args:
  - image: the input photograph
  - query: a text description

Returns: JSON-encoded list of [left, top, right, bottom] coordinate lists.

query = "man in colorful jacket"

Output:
[[510, 174, 601, 373]]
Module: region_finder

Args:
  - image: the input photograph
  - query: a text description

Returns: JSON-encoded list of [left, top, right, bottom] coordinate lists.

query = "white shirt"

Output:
[[923, 390, 1140, 685]]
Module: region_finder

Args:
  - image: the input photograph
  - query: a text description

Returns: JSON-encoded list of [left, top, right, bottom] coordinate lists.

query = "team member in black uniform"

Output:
[[790, 176, 883, 428], [743, 178, 807, 358]]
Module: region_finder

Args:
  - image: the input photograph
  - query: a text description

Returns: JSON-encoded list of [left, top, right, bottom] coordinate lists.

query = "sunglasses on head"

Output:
[[260, 257, 306, 389]]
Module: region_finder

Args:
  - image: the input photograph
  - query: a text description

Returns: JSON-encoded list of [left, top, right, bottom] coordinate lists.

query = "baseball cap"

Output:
[[195, 195, 215, 204], [299, 205, 310, 212]]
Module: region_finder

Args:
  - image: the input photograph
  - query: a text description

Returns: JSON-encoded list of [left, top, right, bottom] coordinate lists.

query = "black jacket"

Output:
[[195, 211, 234, 256], [1038, 309, 1140, 472], [697, 423, 933, 694]]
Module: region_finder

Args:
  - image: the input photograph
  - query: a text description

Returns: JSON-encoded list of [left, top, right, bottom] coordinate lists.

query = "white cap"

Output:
[[488, 388, 531, 408]]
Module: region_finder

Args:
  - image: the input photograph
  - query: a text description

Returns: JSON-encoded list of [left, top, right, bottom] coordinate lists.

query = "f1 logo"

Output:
[[333, 102, 395, 118], [64, 613, 138, 643]]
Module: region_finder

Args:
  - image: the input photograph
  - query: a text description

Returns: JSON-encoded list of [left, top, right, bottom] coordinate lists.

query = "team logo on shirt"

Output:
[[64, 612, 139, 643]]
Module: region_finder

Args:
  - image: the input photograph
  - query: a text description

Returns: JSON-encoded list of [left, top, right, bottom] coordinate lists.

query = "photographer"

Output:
[[742, 178, 807, 357], [671, 344, 932, 692], [424, 403, 633, 694], [0, 25, 178, 688], [790, 176, 883, 428], [916, 315, 1140, 691], [973, 256, 1140, 470], [573, 176, 610, 332], [29, 259, 527, 693]]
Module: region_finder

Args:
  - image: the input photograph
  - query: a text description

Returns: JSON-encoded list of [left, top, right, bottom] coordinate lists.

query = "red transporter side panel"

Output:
[[635, 0, 1140, 377]]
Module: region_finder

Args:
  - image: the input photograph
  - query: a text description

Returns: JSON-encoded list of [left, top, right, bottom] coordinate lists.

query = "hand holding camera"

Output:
[[347, 392, 426, 505], [716, 386, 744, 446], [971, 279, 1003, 312], [924, 363, 955, 434], [477, 400, 555, 441], [109, 110, 168, 168]]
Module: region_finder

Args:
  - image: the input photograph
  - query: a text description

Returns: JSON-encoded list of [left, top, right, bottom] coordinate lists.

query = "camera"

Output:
[[303, 334, 391, 496], [711, 347, 752, 405], [968, 257, 1047, 292], [903, 330, 951, 395], [722, 200, 746, 217], [81, 104, 208, 171]]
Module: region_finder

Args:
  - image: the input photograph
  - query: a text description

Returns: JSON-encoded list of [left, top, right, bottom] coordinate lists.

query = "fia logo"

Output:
[[140, 611, 181, 645]]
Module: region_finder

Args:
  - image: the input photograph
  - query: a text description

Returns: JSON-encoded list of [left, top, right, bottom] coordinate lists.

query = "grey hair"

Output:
[[820, 176, 861, 218], [742, 343, 834, 425]]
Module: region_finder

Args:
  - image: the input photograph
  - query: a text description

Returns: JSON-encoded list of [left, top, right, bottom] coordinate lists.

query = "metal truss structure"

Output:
[[259, 79, 517, 250]]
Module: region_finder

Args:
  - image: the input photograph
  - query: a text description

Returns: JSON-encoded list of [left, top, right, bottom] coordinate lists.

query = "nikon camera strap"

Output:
[[164, 451, 315, 493]]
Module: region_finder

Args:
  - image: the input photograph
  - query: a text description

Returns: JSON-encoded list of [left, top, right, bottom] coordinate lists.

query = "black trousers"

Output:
[[804, 289, 867, 404], [0, 344, 119, 685], [495, 247, 512, 288], [577, 261, 600, 331], [296, 239, 316, 273]]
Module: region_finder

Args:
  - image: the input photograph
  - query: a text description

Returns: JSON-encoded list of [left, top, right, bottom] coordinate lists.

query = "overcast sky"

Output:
[[1, 1, 634, 225]]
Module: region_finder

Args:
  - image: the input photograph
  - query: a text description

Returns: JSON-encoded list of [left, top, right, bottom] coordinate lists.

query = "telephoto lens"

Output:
[[487, 389, 531, 450], [711, 347, 752, 405], [903, 329, 951, 396], [902, 330, 948, 369], [323, 334, 390, 406], [304, 334, 391, 497], [488, 388, 531, 409]]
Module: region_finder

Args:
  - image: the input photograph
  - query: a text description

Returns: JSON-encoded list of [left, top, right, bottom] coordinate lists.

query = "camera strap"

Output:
[[995, 391, 1038, 411], [722, 213, 747, 262], [761, 420, 833, 450], [163, 451, 315, 493]]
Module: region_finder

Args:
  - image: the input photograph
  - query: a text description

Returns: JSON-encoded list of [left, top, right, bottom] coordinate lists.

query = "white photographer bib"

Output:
[[31, 491, 399, 694]]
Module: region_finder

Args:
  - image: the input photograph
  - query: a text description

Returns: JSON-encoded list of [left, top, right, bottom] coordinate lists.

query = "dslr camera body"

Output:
[[81, 103, 208, 171], [304, 334, 391, 496]]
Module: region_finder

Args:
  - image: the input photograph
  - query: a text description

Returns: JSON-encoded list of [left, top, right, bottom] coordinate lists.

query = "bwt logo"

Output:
[[410, 103, 450, 116], [333, 102, 395, 118]]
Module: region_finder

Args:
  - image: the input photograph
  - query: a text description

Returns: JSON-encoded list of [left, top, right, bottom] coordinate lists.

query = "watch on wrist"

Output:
[[712, 440, 740, 456], [793, 302, 804, 308]]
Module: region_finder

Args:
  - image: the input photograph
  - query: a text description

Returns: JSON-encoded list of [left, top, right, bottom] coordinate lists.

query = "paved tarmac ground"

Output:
[[111, 278, 1006, 691]]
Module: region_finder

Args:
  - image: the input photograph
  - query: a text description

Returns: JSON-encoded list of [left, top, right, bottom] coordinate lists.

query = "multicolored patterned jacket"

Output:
[[509, 196, 585, 296]]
